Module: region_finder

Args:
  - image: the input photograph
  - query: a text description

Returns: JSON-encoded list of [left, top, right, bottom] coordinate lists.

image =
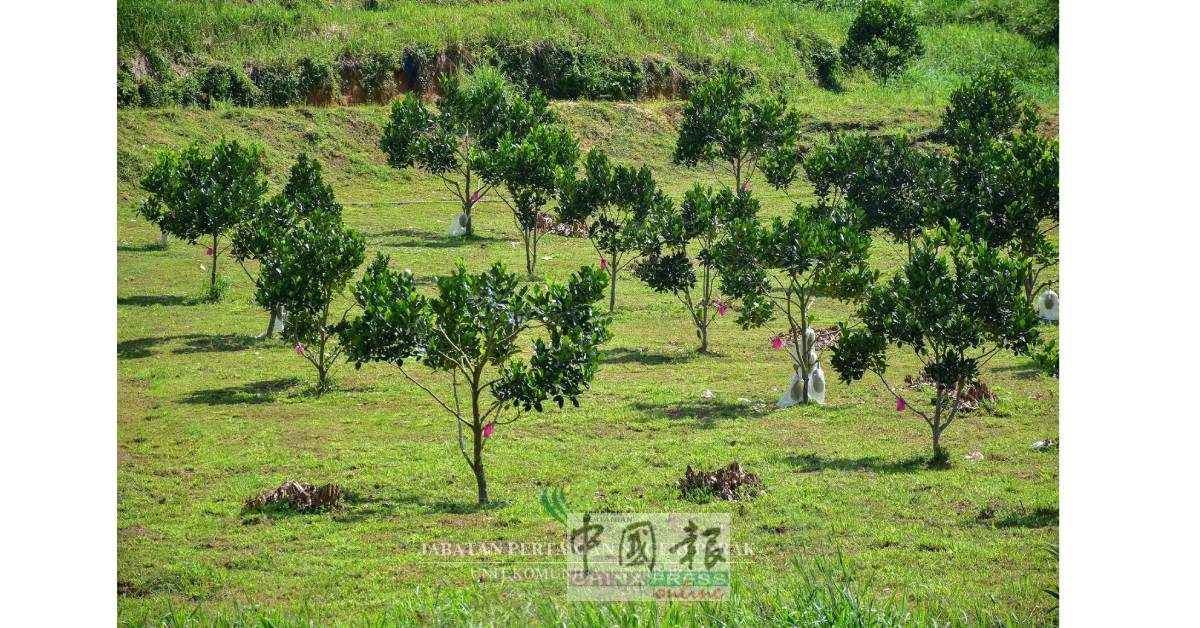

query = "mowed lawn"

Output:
[[117, 103, 1059, 624]]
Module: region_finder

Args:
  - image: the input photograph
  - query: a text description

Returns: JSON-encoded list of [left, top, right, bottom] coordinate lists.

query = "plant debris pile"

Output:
[[903, 373, 998, 412], [244, 480, 342, 512], [536, 212, 588, 238], [676, 462, 763, 501]]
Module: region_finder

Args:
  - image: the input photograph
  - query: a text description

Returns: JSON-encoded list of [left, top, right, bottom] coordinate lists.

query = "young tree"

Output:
[[379, 67, 552, 237], [256, 209, 366, 393], [840, 0, 925, 84], [480, 124, 580, 275], [713, 202, 876, 404], [635, 185, 759, 353], [944, 106, 1060, 301], [831, 225, 1039, 461], [558, 149, 669, 313], [138, 138, 267, 300], [232, 153, 341, 337], [339, 257, 611, 505], [673, 70, 801, 190], [800, 132, 950, 258]]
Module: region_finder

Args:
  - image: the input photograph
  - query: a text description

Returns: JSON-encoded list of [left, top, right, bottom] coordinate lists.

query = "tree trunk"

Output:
[[698, 325, 708, 353], [524, 229, 536, 275], [160, 231, 169, 248], [608, 262, 618, 313], [265, 305, 278, 339], [798, 295, 810, 404], [471, 382, 488, 505], [209, 234, 219, 295]]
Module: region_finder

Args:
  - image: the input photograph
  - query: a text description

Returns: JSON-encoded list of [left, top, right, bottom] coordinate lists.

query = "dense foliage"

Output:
[[379, 67, 552, 236], [138, 138, 267, 300], [340, 258, 611, 504], [558, 149, 670, 312], [840, 0, 925, 84], [636, 185, 759, 352], [714, 201, 876, 404], [831, 225, 1039, 459], [801, 132, 950, 256]]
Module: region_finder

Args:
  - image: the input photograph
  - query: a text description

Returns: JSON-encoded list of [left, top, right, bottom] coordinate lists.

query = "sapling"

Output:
[[138, 137, 267, 300], [256, 209, 365, 393], [831, 225, 1039, 461], [635, 185, 759, 353], [379, 67, 551, 237], [714, 201, 876, 405], [480, 124, 580, 275], [673, 70, 801, 190], [340, 257, 611, 505], [558, 149, 669, 312], [232, 153, 341, 337]]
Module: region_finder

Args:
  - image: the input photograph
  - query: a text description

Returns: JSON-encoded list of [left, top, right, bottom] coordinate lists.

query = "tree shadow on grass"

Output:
[[994, 506, 1059, 529], [631, 399, 754, 429], [781, 452, 928, 474], [118, 333, 260, 359], [371, 228, 506, 249], [602, 348, 695, 366], [327, 491, 508, 522], [993, 362, 1044, 380], [180, 377, 300, 405], [118, 295, 193, 307], [117, 243, 168, 253]]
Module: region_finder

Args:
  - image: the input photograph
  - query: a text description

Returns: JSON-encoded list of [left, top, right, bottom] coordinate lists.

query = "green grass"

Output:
[[117, 99, 1058, 624], [118, 0, 1057, 104]]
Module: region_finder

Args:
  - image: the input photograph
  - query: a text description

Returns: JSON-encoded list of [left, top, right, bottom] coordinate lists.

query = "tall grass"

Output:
[[119, 557, 1042, 626], [117, 0, 1057, 104]]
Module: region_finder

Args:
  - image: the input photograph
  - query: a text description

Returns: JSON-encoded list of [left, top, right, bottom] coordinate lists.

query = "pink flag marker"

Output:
[[718, 303, 727, 316], [471, 191, 481, 203], [741, 181, 749, 191], [771, 336, 782, 350], [295, 343, 304, 354], [206, 247, 213, 256], [483, 422, 495, 438], [896, 397, 906, 411], [599, 258, 608, 269]]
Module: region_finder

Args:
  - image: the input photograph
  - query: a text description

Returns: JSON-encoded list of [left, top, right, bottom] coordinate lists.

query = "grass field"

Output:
[[117, 96, 1059, 625]]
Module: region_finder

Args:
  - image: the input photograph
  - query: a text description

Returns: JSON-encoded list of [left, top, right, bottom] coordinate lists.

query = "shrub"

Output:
[[200, 64, 261, 107], [636, 185, 759, 352], [558, 149, 669, 312], [714, 201, 876, 404], [673, 70, 801, 189], [941, 68, 1024, 149], [118, 68, 141, 107], [340, 258, 612, 505], [298, 57, 339, 102], [252, 62, 304, 107], [831, 225, 1039, 459], [840, 0, 924, 84], [379, 67, 552, 236], [138, 138, 268, 300]]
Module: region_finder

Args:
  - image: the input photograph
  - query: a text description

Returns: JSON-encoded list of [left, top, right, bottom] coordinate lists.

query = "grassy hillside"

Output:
[[118, 0, 1058, 107], [117, 100, 1058, 624]]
